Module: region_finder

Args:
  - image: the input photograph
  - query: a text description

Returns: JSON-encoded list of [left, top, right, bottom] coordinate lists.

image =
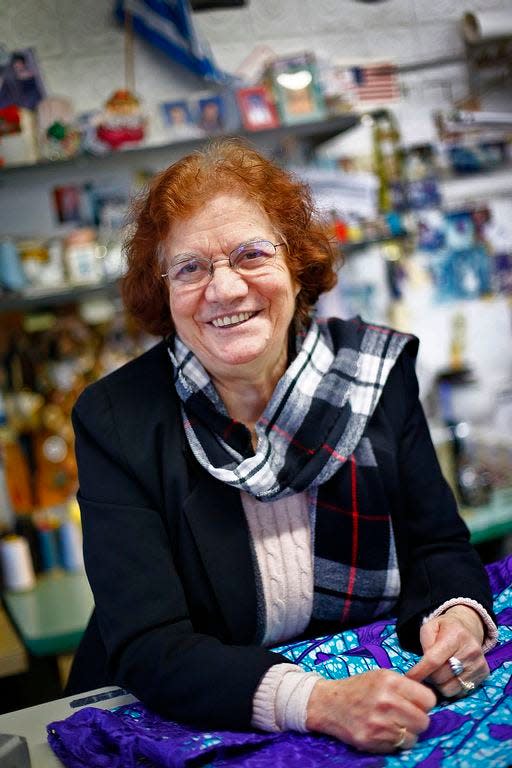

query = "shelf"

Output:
[[341, 233, 409, 255], [0, 114, 359, 176], [440, 165, 512, 206], [0, 231, 408, 313], [0, 279, 120, 314]]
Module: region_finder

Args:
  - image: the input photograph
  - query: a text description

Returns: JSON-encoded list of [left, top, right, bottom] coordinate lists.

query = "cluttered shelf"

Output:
[[2, 159, 510, 315], [440, 164, 512, 205], [0, 279, 120, 314], [0, 113, 359, 177], [0, 235, 411, 313]]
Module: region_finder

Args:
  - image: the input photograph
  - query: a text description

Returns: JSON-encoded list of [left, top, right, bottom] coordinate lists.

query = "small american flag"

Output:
[[351, 63, 400, 105]]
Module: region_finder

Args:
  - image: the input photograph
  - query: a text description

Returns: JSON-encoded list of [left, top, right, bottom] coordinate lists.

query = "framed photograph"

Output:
[[195, 94, 225, 134], [236, 86, 279, 131], [267, 53, 326, 126], [0, 48, 46, 111], [160, 99, 193, 130]]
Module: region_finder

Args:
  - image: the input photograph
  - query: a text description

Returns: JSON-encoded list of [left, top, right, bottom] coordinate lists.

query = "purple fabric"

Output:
[[47, 556, 512, 768]]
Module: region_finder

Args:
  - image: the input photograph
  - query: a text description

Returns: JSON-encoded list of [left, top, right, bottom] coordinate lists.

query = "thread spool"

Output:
[[58, 520, 84, 571], [0, 535, 36, 591], [38, 526, 60, 571]]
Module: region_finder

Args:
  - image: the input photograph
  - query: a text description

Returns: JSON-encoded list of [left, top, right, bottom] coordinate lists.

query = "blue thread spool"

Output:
[[0, 238, 26, 291], [38, 527, 59, 571], [58, 520, 83, 571]]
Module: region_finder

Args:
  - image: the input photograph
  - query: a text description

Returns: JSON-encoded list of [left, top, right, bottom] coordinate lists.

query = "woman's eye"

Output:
[[238, 249, 267, 266], [183, 261, 200, 273], [174, 259, 207, 279]]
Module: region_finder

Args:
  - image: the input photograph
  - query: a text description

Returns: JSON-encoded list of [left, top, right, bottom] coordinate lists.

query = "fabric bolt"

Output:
[[168, 317, 412, 627], [47, 554, 512, 768]]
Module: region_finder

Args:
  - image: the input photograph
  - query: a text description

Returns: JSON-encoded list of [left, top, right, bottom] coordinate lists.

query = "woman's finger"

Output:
[[410, 613, 486, 684], [411, 639, 491, 699]]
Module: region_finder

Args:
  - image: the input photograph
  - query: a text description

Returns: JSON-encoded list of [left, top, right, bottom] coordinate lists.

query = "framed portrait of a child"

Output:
[[195, 94, 225, 134], [160, 100, 193, 131], [236, 86, 279, 131]]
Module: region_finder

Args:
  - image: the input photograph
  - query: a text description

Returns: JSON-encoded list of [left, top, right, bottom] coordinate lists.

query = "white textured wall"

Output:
[[0, 0, 510, 238], [2, 0, 510, 114]]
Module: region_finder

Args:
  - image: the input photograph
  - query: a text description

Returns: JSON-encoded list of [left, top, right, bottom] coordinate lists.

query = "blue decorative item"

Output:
[[114, 0, 232, 83], [424, 211, 492, 302], [0, 238, 26, 291]]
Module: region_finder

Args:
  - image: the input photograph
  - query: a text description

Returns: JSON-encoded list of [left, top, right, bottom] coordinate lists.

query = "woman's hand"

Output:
[[306, 670, 436, 753], [407, 605, 490, 698]]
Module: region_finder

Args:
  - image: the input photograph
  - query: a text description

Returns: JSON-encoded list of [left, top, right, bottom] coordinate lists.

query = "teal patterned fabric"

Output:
[[48, 556, 512, 768]]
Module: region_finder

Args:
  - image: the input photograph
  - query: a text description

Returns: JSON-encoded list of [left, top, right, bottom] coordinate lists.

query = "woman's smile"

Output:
[[209, 309, 259, 328]]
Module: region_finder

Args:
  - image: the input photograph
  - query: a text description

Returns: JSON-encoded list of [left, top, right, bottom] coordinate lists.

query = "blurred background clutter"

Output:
[[0, 0, 511, 709]]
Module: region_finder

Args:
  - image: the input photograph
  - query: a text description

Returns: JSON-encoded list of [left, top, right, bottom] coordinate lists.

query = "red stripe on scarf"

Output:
[[342, 454, 359, 622], [322, 443, 346, 462], [317, 498, 389, 522], [259, 418, 315, 455]]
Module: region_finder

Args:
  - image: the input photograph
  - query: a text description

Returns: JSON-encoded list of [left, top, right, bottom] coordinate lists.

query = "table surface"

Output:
[[0, 686, 136, 768], [461, 487, 512, 544], [3, 569, 93, 656]]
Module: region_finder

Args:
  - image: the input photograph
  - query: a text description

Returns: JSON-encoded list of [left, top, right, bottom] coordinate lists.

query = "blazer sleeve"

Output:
[[387, 349, 495, 654], [72, 380, 287, 729]]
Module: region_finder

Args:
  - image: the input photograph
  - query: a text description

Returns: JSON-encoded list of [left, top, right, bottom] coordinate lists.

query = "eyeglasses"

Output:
[[161, 240, 286, 287]]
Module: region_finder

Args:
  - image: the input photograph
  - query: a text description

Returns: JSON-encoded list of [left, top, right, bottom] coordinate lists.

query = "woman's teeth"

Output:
[[212, 311, 254, 328]]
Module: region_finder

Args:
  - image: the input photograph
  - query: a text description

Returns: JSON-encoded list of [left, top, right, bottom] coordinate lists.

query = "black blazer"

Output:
[[67, 326, 494, 729]]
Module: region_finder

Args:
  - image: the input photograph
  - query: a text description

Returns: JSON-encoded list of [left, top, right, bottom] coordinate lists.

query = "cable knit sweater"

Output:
[[241, 491, 498, 735]]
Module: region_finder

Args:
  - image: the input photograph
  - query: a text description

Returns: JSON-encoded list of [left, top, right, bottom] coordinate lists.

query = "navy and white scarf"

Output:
[[168, 317, 416, 626]]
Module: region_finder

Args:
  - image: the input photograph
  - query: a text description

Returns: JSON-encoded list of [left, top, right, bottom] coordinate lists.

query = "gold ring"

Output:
[[393, 726, 407, 749], [457, 676, 476, 693]]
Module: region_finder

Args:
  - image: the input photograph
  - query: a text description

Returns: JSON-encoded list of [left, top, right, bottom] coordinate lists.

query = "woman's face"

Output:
[[163, 193, 299, 384]]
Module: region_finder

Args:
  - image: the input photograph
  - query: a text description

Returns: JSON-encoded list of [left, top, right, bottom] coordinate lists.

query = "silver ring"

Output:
[[392, 726, 407, 749], [457, 676, 476, 693], [448, 656, 464, 677]]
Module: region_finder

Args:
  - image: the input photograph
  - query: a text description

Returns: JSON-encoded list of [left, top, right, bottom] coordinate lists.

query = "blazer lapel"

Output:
[[183, 469, 258, 644]]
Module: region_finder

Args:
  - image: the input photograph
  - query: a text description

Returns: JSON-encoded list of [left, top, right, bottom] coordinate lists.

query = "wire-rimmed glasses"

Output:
[[161, 240, 286, 288]]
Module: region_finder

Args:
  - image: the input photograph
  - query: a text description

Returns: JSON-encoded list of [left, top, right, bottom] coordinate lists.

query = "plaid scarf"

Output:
[[168, 317, 416, 625]]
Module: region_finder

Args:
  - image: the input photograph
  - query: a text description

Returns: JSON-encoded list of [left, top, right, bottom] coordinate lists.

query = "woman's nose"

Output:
[[204, 263, 248, 302]]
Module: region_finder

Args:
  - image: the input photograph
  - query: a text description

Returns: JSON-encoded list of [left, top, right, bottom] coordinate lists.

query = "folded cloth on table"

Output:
[[47, 556, 512, 768]]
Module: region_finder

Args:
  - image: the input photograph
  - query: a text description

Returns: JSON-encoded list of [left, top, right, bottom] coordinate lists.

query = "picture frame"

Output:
[[236, 86, 279, 131], [266, 53, 326, 126], [160, 99, 194, 132], [0, 48, 46, 111], [194, 94, 225, 134]]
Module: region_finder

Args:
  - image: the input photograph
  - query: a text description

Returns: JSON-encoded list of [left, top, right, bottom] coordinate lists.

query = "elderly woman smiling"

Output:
[[67, 139, 496, 754]]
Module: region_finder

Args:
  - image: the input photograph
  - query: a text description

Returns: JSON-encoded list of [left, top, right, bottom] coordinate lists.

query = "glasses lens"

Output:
[[232, 241, 275, 272], [169, 257, 210, 284]]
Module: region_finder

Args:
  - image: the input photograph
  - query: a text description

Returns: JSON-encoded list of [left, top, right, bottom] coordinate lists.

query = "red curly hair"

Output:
[[121, 138, 340, 336]]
